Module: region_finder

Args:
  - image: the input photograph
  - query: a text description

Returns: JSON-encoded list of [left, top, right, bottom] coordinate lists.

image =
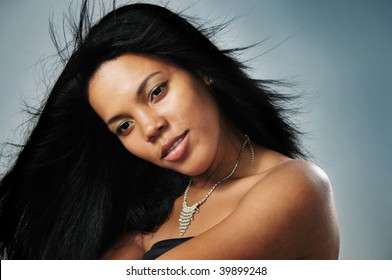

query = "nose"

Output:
[[138, 111, 168, 142]]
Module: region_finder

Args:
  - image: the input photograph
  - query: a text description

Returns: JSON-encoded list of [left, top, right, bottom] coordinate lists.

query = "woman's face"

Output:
[[88, 54, 223, 176]]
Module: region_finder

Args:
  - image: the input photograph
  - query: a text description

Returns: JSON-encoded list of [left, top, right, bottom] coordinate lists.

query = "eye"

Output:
[[116, 120, 134, 136], [149, 81, 168, 102]]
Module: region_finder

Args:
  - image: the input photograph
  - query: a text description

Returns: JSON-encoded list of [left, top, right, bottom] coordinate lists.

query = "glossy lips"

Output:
[[161, 131, 189, 161]]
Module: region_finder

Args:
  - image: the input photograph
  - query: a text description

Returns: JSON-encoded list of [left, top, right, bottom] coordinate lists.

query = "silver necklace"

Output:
[[179, 135, 254, 236]]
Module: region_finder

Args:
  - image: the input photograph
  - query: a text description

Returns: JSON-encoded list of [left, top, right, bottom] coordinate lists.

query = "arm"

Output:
[[158, 160, 340, 259]]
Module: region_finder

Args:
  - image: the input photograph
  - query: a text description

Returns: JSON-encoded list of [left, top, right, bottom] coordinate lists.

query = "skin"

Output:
[[88, 53, 340, 259]]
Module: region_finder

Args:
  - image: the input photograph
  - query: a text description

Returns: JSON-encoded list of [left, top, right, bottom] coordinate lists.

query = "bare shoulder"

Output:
[[249, 159, 332, 200], [100, 233, 145, 260], [237, 159, 340, 259]]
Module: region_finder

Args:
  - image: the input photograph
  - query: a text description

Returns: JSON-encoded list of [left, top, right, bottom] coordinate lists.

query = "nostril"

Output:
[[148, 136, 157, 142], [144, 118, 167, 142]]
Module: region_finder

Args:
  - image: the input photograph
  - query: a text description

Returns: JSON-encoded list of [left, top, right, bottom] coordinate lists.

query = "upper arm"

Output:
[[158, 161, 339, 259]]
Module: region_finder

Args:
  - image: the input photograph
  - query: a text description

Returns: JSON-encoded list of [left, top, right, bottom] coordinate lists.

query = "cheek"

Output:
[[181, 95, 223, 174], [188, 93, 221, 134]]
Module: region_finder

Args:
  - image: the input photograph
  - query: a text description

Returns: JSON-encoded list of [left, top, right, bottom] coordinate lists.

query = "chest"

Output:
[[143, 176, 260, 251]]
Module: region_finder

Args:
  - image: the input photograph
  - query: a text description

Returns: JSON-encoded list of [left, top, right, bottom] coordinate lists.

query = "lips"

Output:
[[161, 130, 189, 161]]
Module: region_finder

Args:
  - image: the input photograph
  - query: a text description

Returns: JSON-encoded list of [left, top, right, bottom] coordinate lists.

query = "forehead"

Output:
[[90, 54, 171, 88], [88, 54, 172, 107]]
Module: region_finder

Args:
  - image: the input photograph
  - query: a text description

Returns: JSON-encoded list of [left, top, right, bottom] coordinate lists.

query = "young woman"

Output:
[[0, 1, 339, 259]]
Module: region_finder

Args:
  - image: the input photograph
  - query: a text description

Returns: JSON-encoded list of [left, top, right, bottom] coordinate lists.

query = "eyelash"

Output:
[[116, 120, 134, 136], [149, 81, 168, 102]]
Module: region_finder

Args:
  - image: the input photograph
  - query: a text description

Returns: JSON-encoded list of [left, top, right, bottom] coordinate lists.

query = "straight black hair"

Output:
[[0, 1, 305, 259]]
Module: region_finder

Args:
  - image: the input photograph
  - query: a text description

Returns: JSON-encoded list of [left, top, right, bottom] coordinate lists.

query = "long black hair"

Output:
[[0, 1, 305, 259]]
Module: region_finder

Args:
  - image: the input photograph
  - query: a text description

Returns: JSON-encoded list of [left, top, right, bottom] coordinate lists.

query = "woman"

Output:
[[0, 1, 339, 259]]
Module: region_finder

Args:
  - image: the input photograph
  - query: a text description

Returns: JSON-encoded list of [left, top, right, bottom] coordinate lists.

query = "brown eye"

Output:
[[149, 81, 167, 102], [116, 120, 134, 136]]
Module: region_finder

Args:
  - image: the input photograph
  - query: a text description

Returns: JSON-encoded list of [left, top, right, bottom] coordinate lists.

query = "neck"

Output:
[[190, 132, 254, 189], [179, 132, 255, 236]]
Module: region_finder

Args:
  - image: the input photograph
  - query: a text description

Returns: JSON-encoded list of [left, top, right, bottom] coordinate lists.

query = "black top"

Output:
[[142, 237, 193, 260]]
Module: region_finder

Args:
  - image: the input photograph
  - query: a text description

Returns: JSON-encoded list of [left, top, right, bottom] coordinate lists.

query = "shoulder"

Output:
[[244, 159, 332, 207], [235, 159, 339, 258]]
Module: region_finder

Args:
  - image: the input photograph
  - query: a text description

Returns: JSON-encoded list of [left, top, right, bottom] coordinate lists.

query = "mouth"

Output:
[[161, 130, 189, 161]]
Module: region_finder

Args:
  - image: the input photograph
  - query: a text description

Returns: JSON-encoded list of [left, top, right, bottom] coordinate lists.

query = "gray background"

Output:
[[1, 0, 391, 259]]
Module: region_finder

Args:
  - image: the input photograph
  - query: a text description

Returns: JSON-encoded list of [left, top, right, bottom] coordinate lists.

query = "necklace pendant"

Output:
[[179, 202, 199, 236], [178, 135, 253, 236]]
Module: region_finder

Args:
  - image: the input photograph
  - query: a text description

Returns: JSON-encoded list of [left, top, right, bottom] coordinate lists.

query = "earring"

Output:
[[207, 77, 214, 85]]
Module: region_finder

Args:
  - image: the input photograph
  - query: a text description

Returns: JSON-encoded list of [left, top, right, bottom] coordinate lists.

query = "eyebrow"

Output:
[[106, 71, 161, 126]]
